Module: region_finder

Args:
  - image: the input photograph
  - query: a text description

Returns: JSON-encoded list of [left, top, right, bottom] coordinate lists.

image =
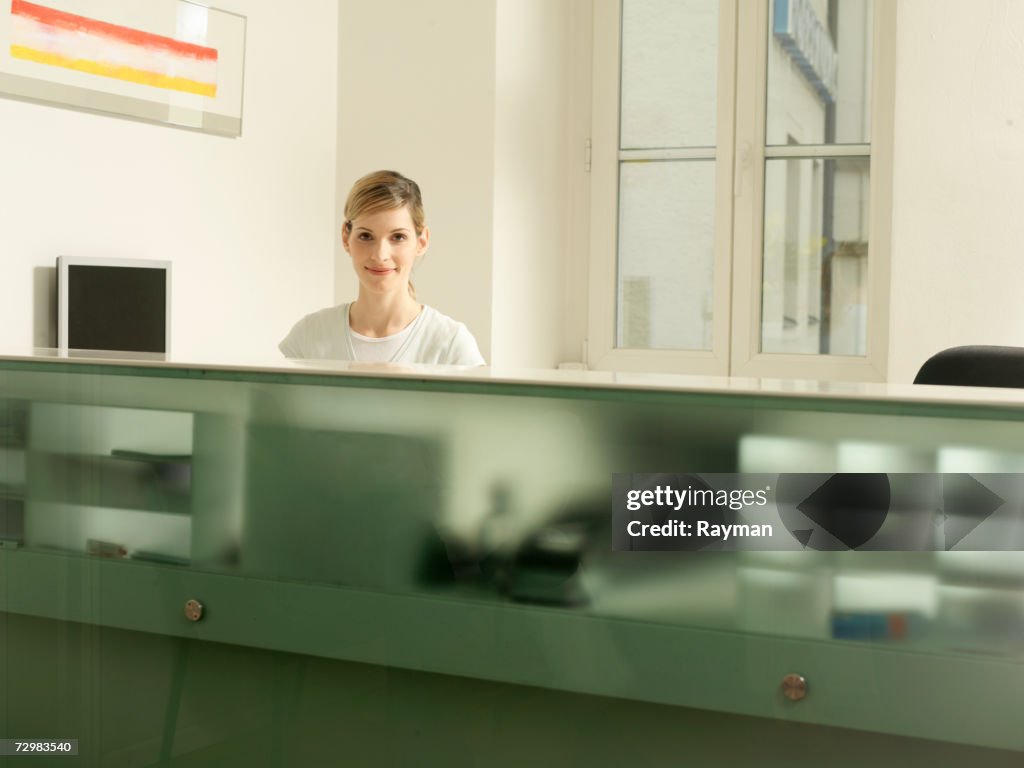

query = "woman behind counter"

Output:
[[279, 170, 485, 366]]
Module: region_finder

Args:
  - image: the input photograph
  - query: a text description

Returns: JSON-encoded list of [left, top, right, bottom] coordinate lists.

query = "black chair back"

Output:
[[913, 345, 1024, 388]]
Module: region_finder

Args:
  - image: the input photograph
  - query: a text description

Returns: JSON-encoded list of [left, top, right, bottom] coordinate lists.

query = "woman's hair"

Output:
[[343, 170, 426, 235], [343, 170, 425, 299]]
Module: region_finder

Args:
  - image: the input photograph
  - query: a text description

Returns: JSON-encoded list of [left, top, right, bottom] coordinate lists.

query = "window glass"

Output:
[[761, 157, 870, 355], [617, 160, 716, 351], [766, 0, 873, 146], [620, 0, 719, 149]]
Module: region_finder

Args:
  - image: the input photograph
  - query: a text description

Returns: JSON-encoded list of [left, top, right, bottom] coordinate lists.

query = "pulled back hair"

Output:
[[343, 170, 426, 236], [343, 170, 425, 298]]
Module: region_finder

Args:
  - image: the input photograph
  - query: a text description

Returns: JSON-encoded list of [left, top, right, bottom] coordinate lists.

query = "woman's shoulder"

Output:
[[296, 303, 349, 327], [279, 303, 349, 359], [416, 305, 485, 366], [418, 304, 465, 334]]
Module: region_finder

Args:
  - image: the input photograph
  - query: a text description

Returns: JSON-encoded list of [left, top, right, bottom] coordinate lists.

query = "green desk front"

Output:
[[1, 356, 1022, 766]]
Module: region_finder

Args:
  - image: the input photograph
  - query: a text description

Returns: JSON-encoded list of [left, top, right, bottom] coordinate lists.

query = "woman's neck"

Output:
[[349, 292, 422, 338]]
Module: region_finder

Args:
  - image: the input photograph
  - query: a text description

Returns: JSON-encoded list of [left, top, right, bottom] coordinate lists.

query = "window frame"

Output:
[[587, 0, 897, 382]]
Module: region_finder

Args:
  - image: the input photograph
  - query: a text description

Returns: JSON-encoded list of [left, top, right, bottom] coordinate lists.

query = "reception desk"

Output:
[[1, 353, 1022, 766]]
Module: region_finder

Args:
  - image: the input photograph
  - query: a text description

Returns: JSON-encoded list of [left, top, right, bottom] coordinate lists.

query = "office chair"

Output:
[[913, 345, 1024, 388]]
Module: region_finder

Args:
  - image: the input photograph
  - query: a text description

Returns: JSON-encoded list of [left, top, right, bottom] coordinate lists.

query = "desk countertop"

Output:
[[4, 347, 1024, 411]]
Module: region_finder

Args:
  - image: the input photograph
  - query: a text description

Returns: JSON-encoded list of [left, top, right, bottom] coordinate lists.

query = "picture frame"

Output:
[[0, 0, 246, 137]]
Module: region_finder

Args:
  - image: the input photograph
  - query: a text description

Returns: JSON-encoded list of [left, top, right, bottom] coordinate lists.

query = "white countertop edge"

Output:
[[3, 348, 1024, 410]]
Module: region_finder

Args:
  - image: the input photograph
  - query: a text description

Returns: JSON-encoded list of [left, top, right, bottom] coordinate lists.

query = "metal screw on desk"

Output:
[[781, 673, 808, 701], [184, 599, 204, 622]]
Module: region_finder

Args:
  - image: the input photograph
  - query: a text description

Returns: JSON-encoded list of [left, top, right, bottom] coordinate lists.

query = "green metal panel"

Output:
[[1, 548, 1022, 751], [1, 611, 1022, 767]]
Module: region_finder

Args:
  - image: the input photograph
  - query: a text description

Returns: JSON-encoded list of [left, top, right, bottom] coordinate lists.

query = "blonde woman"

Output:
[[280, 170, 485, 366]]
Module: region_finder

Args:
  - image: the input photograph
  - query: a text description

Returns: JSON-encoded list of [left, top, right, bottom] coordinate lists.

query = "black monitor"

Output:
[[57, 257, 171, 354]]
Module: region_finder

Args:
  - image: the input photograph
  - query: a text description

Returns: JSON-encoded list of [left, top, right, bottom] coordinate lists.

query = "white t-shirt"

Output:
[[348, 314, 419, 363], [279, 303, 485, 366]]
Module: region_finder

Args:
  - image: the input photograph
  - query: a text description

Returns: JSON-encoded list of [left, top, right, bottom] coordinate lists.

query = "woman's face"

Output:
[[342, 205, 429, 297]]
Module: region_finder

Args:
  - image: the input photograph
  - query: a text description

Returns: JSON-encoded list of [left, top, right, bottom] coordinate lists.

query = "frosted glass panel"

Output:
[[8, 352, 1024, 756], [5, 359, 1024, 662], [620, 0, 718, 149], [617, 160, 715, 350], [767, 0, 873, 146], [761, 156, 870, 355]]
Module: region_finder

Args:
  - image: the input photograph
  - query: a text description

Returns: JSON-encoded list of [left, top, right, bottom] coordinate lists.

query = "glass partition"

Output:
[[2, 358, 1024, 763], [5, 362, 1024, 646]]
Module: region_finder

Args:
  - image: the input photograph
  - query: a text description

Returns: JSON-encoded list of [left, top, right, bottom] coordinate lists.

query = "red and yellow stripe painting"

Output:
[[9, 0, 218, 97]]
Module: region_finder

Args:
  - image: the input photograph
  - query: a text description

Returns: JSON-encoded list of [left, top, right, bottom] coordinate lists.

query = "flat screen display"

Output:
[[58, 258, 170, 354]]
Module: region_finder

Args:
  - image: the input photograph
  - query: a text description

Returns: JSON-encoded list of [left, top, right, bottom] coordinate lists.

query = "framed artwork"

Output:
[[0, 0, 245, 136]]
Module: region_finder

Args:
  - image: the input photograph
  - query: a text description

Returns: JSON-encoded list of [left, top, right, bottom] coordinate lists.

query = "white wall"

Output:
[[0, 0, 338, 359], [493, 0, 575, 369], [336, 0, 586, 368], [336, 0, 496, 362], [888, 0, 1024, 382]]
